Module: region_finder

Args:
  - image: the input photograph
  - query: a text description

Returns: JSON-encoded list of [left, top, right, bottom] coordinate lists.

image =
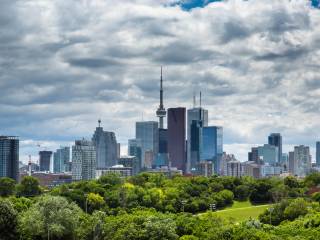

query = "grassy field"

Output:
[[204, 201, 272, 222]]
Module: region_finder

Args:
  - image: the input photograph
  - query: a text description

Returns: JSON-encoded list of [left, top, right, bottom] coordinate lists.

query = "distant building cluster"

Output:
[[1, 70, 320, 185]]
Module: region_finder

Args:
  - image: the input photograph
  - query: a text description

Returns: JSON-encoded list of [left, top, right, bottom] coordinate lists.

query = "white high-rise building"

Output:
[[293, 145, 311, 177], [72, 139, 96, 181], [226, 160, 241, 177]]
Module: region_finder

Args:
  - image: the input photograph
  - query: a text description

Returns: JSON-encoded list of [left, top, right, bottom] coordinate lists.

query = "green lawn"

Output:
[[205, 201, 272, 222]]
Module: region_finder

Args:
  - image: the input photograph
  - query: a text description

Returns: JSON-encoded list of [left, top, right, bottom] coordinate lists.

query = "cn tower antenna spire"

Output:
[[156, 66, 166, 129]]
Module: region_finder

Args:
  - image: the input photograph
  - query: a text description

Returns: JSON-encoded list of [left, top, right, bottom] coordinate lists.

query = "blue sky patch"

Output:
[[174, 0, 319, 11]]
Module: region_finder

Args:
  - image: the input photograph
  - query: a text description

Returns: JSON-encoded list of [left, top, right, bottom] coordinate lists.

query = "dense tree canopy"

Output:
[[1, 173, 320, 239]]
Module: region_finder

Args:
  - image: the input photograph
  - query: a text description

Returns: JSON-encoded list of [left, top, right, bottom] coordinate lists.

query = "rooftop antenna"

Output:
[[200, 91, 202, 108], [98, 119, 101, 127]]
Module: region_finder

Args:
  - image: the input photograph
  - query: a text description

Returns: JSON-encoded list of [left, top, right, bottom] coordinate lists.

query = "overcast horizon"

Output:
[[1, 0, 320, 163]]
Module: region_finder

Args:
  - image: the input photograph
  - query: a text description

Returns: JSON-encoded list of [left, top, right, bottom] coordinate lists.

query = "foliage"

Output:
[[0, 199, 18, 240], [18, 195, 82, 240], [0, 177, 16, 197], [16, 176, 41, 197], [1, 173, 320, 239], [259, 198, 311, 225]]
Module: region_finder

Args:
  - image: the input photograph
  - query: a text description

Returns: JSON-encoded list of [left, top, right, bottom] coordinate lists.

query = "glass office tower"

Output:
[[201, 126, 223, 174], [136, 121, 159, 168], [167, 107, 186, 172], [39, 151, 52, 172], [268, 133, 282, 164], [187, 107, 208, 173], [0, 136, 19, 181]]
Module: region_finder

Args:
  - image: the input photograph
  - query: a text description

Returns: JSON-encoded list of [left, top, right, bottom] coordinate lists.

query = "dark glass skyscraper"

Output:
[[316, 142, 320, 167], [167, 107, 186, 172], [39, 151, 52, 172], [268, 133, 282, 163], [0, 136, 19, 181], [201, 126, 223, 174], [156, 129, 168, 167], [187, 107, 208, 173]]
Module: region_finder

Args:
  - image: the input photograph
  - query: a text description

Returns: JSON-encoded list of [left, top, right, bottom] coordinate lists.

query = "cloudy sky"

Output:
[[1, 0, 320, 163]]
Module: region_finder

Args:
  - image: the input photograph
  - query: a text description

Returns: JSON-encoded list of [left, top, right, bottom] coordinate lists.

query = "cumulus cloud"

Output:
[[0, 0, 320, 162]]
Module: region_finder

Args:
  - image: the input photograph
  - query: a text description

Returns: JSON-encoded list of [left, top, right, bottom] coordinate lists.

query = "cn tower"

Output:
[[156, 67, 166, 129]]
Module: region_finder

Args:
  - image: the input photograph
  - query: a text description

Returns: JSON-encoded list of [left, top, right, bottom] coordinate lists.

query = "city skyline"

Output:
[[1, 0, 320, 162]]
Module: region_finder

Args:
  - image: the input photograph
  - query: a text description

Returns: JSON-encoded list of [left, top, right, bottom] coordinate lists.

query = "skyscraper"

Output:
[[128, 138, 142, 172], [156, 67, 166, 129], [53, 147, 70, 173], [92, 120, 118, 169], [39, 151, 52, 172], [316, 142, 320, 167], [167, 107, 186, 172], [248, 147, 259, 164], [156, 128, 168, 167], [288, 151, 295, 175], [136, 121, 159, 168], [72, 139, 96, 181], [187, 107, 208, 173], [268, 133, 282, 164], [0, 136, 19, 181], [293, 145, 311, 177], [257, 144, 279, 165], [200, 126, 223, 174]]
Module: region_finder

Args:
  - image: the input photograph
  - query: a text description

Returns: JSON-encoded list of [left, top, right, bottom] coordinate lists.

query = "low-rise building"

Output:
[[96, 165, 132, 178]]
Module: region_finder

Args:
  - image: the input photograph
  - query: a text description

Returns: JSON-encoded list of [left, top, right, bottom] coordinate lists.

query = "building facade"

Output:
[[118, 156, 140, 175], [128, 139, 142, 171], [53, 147, 70, 173], [200, 126, 223, 174], [257, 144, 279, 165], [226, 160, 241, 177], [268, 133, 282, 164], [167, 107, 186, 172], [96, 165, 132, 178], [135, 121, 159, 168], [241, 161, 260, 178], [0, 136, 19, 181], [72, 139, 96, 181], [39, 151, 52, 172], [293, 145, 311, 177], [187, 107, 208, 173], [288, 151, 295, 175], [248, 147, 260, 164], [156, 128, 168, 167], [92, 122, 118, 169]]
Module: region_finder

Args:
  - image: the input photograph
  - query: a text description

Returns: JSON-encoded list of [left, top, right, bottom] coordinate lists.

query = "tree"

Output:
[[8, 197, 32, 212], [283, 198, 309, 221], [16, 176, 41, 197], [19, 195, 82, 239], [249, 180, 273, 204], [86, 192, 105, 213], [0, 177, 16, 197], [234, 185, 250, 201], [76, 211, 106, 240], [284, 176, 300, 188], [0, 199, 18, 240]]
